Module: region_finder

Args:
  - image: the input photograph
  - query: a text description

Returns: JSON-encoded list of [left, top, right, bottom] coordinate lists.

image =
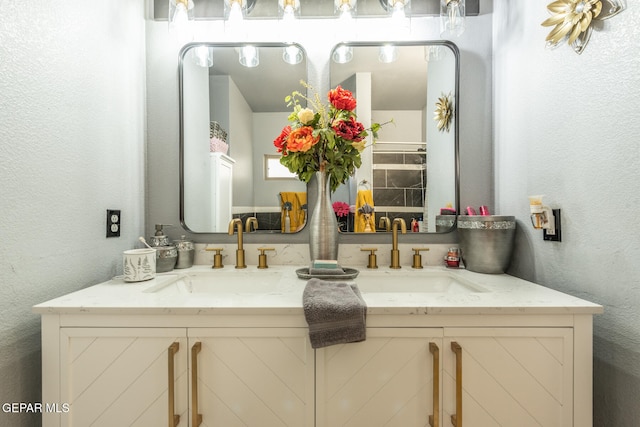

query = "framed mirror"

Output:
[[330, 41, 459, 233], [179, 42, 308, 233]]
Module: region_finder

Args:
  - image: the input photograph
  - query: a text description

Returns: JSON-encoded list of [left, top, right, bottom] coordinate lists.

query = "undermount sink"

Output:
[[354, 270, 488, 294], [144, 269, 287, 294], [144, 267, 488, 296]]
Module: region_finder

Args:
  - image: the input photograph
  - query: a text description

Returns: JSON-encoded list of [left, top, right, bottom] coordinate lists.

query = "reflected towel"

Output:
[[280, 192, 307, 232], [302, 278, 367, 349], [355, 190, 376, 233]]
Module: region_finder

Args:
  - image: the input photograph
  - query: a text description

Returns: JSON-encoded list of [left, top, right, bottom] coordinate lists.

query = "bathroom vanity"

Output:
[[34, 266, 602, 427]]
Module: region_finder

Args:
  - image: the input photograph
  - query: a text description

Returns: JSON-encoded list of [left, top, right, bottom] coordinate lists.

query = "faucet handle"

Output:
[[205, 247, 224, 269], [245, 217, 258, 232], [361, 247, 379, 269], [411, 248, 430, 269], [257, 247, 275, 269]]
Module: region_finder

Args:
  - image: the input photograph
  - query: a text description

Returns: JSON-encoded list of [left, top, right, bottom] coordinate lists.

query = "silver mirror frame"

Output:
[[178, 42, 309, 234], [329, 40, 460, 238]]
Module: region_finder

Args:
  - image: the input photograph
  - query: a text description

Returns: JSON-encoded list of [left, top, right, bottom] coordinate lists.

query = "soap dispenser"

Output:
[[149, 224, 171, 247], [149, 224, 177, 273]]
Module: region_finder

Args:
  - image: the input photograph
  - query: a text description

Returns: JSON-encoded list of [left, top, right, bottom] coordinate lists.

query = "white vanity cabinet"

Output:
[[316, 328, 440, 427], [36, 267, 600, 427], [316, 326, 574, 427], [188, 328, 315, 427], [57, 328, 188, 427], [441, 327, 574, 427], [44, 321, 315, 427]]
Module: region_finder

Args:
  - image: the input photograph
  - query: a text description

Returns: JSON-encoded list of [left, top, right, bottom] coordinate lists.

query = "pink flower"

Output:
[[333, 201, 350, 217]]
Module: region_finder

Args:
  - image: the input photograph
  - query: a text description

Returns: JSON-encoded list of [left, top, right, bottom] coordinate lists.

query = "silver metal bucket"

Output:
[[457, 215, 516, 274]]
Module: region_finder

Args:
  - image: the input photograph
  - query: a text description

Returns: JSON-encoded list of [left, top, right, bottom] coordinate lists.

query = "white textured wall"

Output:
[[0, 1, 146, 425], [493, 2, 640, 425]]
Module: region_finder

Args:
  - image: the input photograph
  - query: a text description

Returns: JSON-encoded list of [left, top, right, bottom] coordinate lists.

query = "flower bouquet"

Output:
[[273, 81, 392, 192]]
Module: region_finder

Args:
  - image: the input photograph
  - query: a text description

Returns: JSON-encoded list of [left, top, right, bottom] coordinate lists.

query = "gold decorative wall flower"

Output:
[[434, 93, 454, 133], [541, 0, 624, 54]]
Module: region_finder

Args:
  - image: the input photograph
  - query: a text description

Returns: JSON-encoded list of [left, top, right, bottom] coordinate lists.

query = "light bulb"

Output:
[[391, 2, 405, 20], [440, 0, 465, 37], [168, 0, 194, 45], [283, 5, 295, 22], [339, 4, 354, 22], [332, 45, 353, 64], [194, 45, 213, 67], [228, 2, 244, 25], [379, 45, 398, 63], [283, 45, 303, 65], [239, 45, 259, 67]]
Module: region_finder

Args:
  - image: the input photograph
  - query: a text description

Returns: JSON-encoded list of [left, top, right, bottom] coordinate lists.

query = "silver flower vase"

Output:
[[309, 171, 339, 261]]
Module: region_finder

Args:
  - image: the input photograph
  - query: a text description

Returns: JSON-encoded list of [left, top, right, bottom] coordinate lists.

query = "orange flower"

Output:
[[286, 126, 319, 153]]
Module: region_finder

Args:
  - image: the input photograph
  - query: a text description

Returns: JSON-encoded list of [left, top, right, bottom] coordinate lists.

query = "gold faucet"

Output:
[[378, 216, 391, 232], [390, 218, 407, 269], [228, 218, 246, 269], [245, 216, 258, 232]]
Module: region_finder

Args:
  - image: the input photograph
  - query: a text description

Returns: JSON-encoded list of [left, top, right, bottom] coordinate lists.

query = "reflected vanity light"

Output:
[[425, 45, 444, 61], [378, 44, 398, 63], [335, 0, 357, 21], [332, 45, 353, 64], [239, 45, 259, 67], [194, 45, 213, 67], [440, 0, 466, 37], [283, 45, 303, 65], [168, 0, 194, 44]]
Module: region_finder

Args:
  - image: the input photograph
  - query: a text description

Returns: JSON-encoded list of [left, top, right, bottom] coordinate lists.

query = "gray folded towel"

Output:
[[308, 266, 346, 276], [302, 278, 367, 349]]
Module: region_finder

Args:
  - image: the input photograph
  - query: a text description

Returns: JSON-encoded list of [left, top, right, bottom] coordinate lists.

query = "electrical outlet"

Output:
[[106, 209, 121, 238], [543, 209, 561, 242]]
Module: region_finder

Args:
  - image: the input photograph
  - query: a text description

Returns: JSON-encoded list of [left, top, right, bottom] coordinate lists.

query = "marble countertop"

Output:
[[33, 265, 603, 316]]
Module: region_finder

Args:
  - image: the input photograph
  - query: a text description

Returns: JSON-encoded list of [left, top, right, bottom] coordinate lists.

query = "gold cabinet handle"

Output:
[[451, 342, 462, 427], [429, 342, 440, 427], [168, 342, 180, 427], [191, 342, 203, 427]]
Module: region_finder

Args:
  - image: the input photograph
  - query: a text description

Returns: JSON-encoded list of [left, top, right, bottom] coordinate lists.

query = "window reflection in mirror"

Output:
[[179, 43, 308, 234], [330, 42, 459, 233]]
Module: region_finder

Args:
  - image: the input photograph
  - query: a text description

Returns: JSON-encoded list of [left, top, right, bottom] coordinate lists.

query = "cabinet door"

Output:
[[443, 328, 573, 427], [316, 328, 443, 427], [188, 328, 315, 427], [60, 328, 188, 427]]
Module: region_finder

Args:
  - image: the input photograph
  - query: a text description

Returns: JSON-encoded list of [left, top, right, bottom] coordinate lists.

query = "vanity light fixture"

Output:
[[239, 45, 259, 67], [224, 0, 256, 35], [440, 0, 466, 37], [332, 45, 353, 64], [378, 44, 398, 63], [283, 44, 303, 65], [379, 0, 411, 30], [279, 0, 300, 22], [168, 0, 195, 45], [335, 0, 357, 22]]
